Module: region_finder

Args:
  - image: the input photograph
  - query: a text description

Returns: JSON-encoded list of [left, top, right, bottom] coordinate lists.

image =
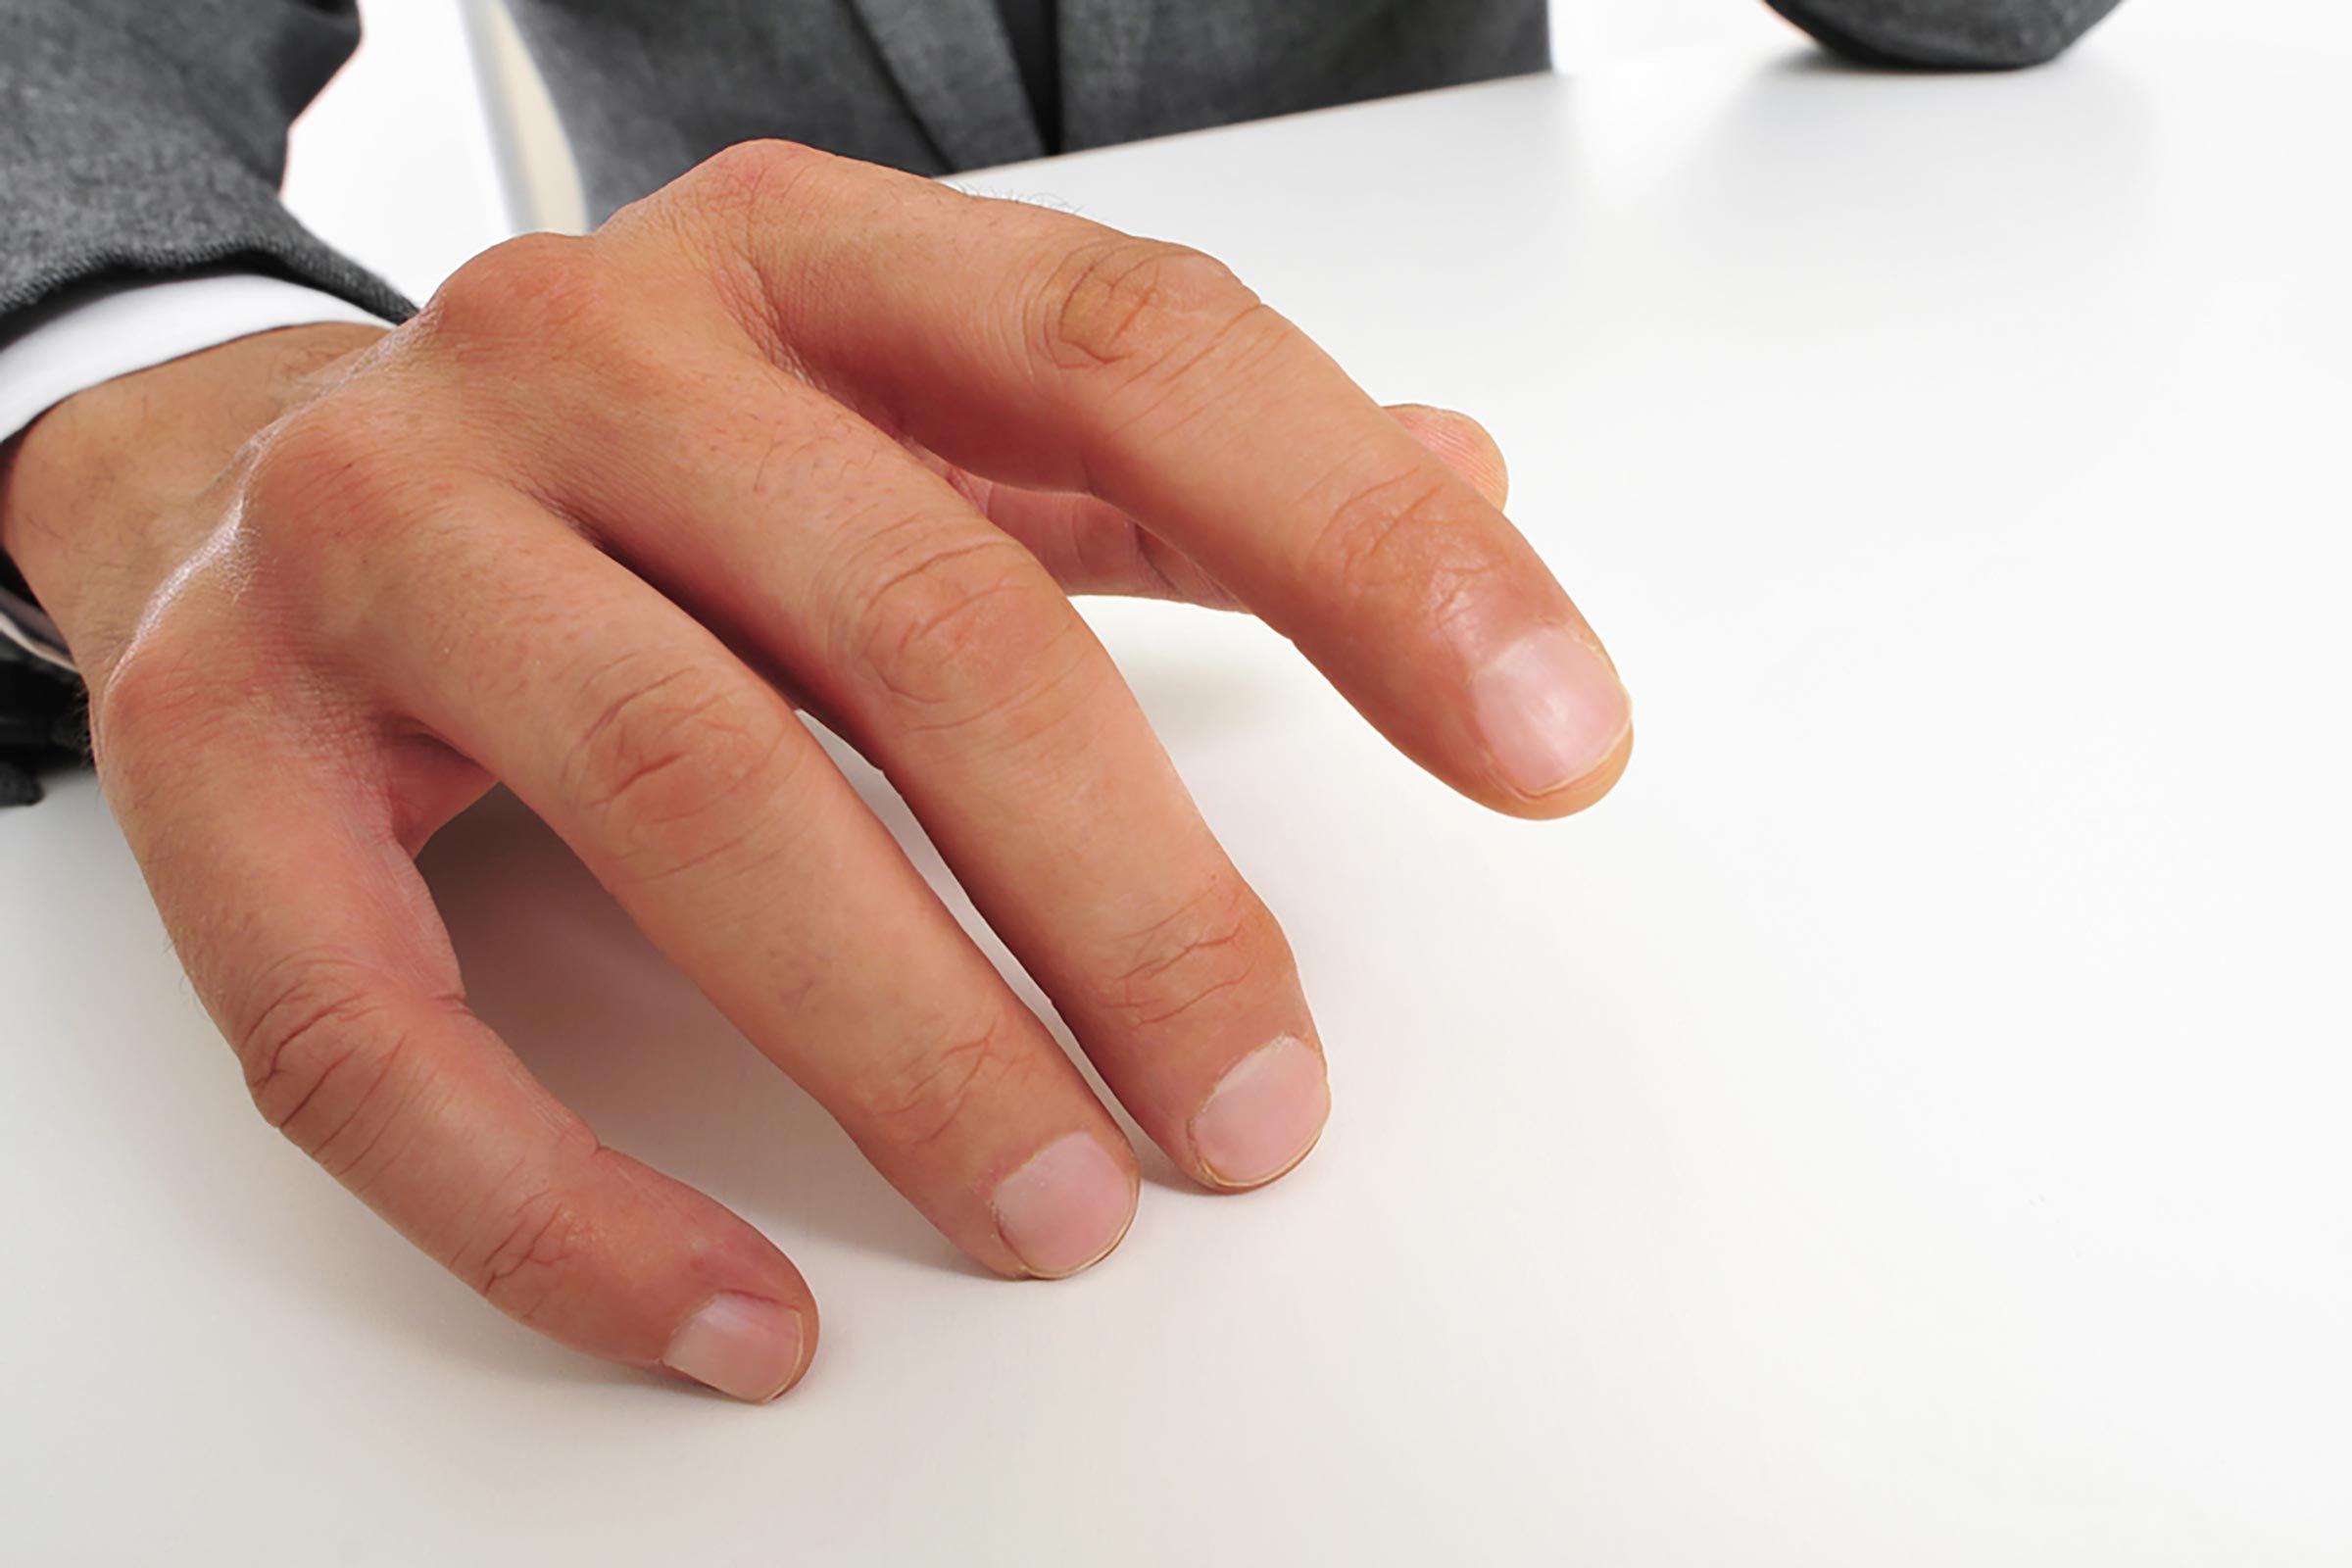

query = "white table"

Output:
[[6, 7, 2349, 1562]]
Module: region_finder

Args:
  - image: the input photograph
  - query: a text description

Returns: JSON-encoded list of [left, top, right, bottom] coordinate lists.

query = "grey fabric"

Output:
[[997, 0, 1063, 148], [0, 2, 416, 324], [1054, 0, 1547, 154], [1762, 0, 2124, 68], [495, 0, 1549, 226]]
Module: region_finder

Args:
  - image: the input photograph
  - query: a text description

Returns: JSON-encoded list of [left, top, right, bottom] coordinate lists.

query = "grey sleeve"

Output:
[[0, 0, 416, 331], [1759, 0, 2125, 69]]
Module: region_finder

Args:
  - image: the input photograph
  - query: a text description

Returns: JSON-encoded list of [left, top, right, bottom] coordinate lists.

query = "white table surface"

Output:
[[6, 7, 2349, 1563]]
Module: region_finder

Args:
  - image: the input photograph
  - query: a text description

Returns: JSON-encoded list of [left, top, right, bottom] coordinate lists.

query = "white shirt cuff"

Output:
[[0, 274, 392, 448]]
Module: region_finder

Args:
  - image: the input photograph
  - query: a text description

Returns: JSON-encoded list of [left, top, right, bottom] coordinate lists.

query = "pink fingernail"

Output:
[[1191, 1035, 1331, 1189], [662, 1293, 806, 1403], [992, 1133, 1137, 1279], [1469, 625, 1631, 797]]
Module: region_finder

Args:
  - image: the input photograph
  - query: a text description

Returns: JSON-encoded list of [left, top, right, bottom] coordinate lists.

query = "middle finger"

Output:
[[532, 352, 1333, 1192]]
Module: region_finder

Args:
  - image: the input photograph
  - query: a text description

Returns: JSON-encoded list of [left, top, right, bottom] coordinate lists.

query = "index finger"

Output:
[[621, 142, 1632, 817]]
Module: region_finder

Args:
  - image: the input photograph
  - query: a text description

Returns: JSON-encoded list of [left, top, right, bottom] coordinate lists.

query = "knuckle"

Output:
[[676, 138, 832, 220], [88, 618, 219, 764], [564, 655, 799, 872], [416, 230, 611, 352], [647, 139, 852, 345], [466, 1185, 597, 1327], [236, 949, 446, 1177], [840, 529, 1094, 736], [1305, 466, 1501, 622], [235, 403, 463, 613], [1101, 876, 1283, 1031], [851, 1011, 1027, 1149], [240, 402, 406, 536], [1034, 237, 1261, 379]]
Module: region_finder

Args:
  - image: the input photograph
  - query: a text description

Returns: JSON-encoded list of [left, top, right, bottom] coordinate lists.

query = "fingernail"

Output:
[[662, 1293, 806, 1403], [1191, 1035, 1331, 1189], [992, 1133, 1137, 1279], [1468, 624, 1631, 797]]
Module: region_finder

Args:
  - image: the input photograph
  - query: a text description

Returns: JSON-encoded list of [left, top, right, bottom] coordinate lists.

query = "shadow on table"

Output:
[[418, 678, 1226, 1274], [421, 786, 979, 1279], [1649, 43, 2157, 326]]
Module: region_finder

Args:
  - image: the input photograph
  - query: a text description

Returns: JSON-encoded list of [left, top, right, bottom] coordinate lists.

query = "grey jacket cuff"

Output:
[[1761, 0, 2125, 69], [1, 1, 417, 336]]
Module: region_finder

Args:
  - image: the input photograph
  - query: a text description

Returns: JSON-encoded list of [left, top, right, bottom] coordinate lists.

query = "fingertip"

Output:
[[662, 1290, 816, 1404], [1188, 1034, 1332, 1191], [1465, 624, 1634, 811], [525, 1148, 822, 1403], [1494, 717, 1636, 820], [989, 1131, 1142, 1280]]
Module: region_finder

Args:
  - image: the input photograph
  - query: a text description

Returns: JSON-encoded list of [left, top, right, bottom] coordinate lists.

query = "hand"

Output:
[[0, 141, 1632, 1401]]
